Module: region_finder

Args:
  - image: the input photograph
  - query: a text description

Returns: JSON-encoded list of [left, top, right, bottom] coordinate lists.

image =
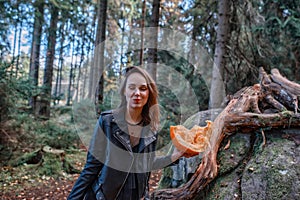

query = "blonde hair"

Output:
[[119, 66, 160, 131]]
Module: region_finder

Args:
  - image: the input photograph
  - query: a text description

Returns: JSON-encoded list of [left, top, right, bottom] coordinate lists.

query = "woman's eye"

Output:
[[128, 86, 135, 90], [140, 87, 148, 91]]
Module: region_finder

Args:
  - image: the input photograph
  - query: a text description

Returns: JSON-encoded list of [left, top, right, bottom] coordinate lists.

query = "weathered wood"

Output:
[[150, 68, 300, 199], [270, 68, 299, 113], [230, 84, 262, 113], [270, 68, 300, 96], [259, 67, 296, 111], [224, 112, 300, 133], [151, 99, 234, 199], [42, 145, 65, 155]]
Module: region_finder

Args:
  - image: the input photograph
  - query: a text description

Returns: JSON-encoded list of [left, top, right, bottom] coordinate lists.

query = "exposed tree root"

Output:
[[150, 68, 300, 199]]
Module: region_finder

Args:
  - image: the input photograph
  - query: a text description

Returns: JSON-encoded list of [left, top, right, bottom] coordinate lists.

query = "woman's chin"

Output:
[[130, 104, 144, 109]]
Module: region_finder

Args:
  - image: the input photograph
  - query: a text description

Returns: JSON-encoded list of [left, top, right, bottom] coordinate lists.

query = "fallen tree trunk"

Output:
[[150, 68, 300, 199]]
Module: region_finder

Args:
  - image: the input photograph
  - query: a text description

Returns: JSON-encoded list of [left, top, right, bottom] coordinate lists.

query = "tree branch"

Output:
[[150, 68, 300, 199]]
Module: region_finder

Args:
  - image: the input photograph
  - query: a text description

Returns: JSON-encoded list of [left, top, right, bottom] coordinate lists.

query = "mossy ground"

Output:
[[0, 107, 85, 199]]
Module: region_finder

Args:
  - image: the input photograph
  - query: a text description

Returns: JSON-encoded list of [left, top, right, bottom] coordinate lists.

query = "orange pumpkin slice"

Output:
[[170, 120, 213, 157]]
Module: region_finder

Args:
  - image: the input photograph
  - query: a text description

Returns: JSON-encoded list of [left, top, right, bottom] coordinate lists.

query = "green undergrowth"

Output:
[[0, 150, 86, 193], [0, 107, 83, 176], [0, 106, 88, 195]]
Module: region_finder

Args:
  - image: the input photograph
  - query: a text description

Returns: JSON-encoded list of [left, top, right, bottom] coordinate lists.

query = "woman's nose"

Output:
[[134, 88, 140, 95]]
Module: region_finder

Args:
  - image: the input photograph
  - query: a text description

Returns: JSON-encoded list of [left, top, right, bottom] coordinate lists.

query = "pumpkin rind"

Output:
[[170, 120, 213, 157]]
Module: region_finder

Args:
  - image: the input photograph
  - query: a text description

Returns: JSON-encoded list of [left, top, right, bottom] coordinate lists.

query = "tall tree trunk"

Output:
[[120, 2, 125, 69], [88, 57, 95, 99], [54, 22, 65, 105], [11, 24, 18, 79], [16, 19, 22, 76], [87, 4, 98, 99], [83, 18, 94, 100], [147, 0, 160, 81], [82, 62, 88, 100], [40, 5, 58, 118], [57, 21, 70, 105], [75, 39, 84, 102], [12, 24, 17, 60], [29, 0, 44, 113], [67, 40, 75, 106], [209, 0, 230, 109], [140, 0, 146, 65], [84, 37, 93, 100], [94, 0, 108, 115], [72, 52, 78, 101], [189, 1, 200, 64], [126, 17, 133, 70]]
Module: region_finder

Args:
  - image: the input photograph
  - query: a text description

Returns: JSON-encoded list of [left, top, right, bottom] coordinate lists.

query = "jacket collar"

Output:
[[112, 107, 157, 152]]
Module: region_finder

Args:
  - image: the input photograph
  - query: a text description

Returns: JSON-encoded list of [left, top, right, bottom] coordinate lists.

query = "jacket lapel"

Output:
[[112, 107, 157, 153], [113, 129, 132, 152], [138, 126, 157, 152]]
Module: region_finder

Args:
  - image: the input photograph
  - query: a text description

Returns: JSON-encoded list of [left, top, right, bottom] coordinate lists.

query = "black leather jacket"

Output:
[[68, 108, 173, 200]]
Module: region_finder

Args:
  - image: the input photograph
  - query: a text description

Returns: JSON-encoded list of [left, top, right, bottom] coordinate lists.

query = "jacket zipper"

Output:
[[113, 133, 134, 199], [113, 130, 156, 199], [113, 131, 132, 152]]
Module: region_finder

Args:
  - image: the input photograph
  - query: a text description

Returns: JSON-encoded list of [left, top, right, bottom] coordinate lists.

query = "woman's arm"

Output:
[[151, 145, 183, 170], [67, 116, 107, 200]]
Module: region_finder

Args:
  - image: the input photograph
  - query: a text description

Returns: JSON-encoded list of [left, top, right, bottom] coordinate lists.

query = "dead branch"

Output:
[[42, 145, 65, 155], [150, 68, 300, 199], [270, 68, 300, 96]]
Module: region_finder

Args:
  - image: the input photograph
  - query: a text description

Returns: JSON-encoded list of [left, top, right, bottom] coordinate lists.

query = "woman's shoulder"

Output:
[[99, 108, 126, 126], [100, 110, 114, 116], [98, 110, 114, 123]]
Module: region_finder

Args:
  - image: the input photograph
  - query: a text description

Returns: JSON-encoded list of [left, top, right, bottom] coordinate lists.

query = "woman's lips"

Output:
[[133, 99, 141, 103]]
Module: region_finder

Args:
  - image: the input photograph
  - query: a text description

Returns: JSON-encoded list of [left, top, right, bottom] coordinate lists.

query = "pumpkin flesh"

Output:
[[170, 120, 213, 157]]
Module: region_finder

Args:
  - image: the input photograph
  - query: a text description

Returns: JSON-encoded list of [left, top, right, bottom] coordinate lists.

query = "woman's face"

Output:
[[124, 72, 149, 110]]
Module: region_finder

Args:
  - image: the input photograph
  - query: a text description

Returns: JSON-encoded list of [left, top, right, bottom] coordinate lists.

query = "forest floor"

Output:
[[0, 108, 164, 199], [0, 171, 162, 200], [0, 114, 162, 199], [0, 149, 162, 200]]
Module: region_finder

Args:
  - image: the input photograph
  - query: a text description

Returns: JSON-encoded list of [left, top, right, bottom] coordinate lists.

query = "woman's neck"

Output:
[[125, 107, 143, 124]]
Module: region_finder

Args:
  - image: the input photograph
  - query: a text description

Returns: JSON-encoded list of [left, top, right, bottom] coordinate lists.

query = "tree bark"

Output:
[[270, 68, 300, 96], [29, 0, 44, 112], [140, 0, 146, 65], [54, 22, 65, 105], [75, 35, 85, 102], [66, 39, 75, 106], [94, 0, 108, 115], [87, 4, 98, 99], [209, 0, 230, 109], [147, 0, 160, 81], [150, 68, 300, 199], [39, 4, 58, 118], [189, 0, 201, 64], [15, 15, 23, 75], [120, 2, 126, 69], [11, 22, 17, 79]]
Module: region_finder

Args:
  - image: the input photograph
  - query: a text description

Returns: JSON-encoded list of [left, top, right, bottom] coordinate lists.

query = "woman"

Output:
[[68, 66, 182, 200]]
